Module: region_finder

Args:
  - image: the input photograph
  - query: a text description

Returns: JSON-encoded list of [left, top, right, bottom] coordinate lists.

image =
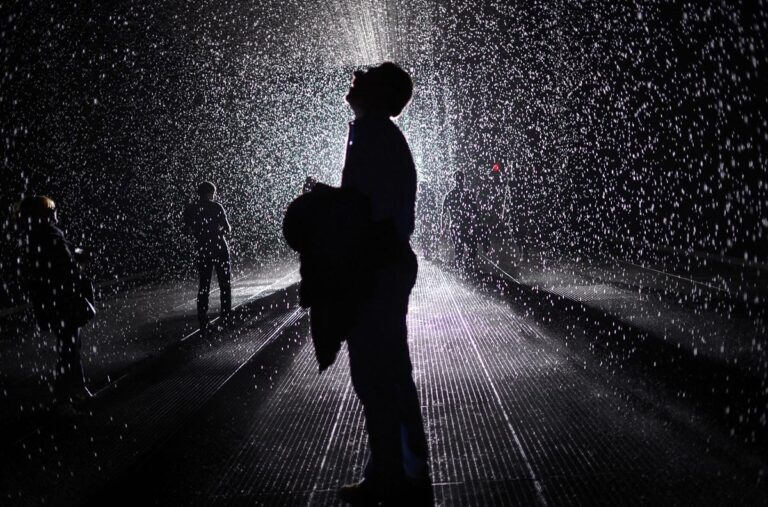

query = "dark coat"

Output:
[[182, 199, 231, 258], [340, 115, 416, 244], [21, 224, 89, 329], [283, 183, 372, 371]]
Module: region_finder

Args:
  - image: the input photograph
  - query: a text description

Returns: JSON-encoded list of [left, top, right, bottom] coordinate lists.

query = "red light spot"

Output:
[[491, 163, 500, 172]]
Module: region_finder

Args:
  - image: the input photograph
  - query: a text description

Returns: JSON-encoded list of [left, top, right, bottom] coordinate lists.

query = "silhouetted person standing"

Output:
[[442, 171, 478, 273], [182, 181, 232, 333], [17, 195, 94, 411], [338, 62, 432, 505]]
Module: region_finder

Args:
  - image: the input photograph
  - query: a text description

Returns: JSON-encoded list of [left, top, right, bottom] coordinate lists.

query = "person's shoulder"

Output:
[[199, 200, 225, 214], [47, 225, 66, 240], [29, 224, 59, 242], [387, 120, 413, 159], [381, 118, 406, 139], [359, 116, 402, 137], [40, 226, 69, 252]]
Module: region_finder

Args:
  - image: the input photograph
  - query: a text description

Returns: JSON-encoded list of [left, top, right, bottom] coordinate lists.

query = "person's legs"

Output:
[[450, 229, 464, 270], [399, 371, 429, 480], [348, 305, 408, 493], [215, 253, 232, 319], [466, 233, 479, 272], [345, 253, 429, 500], [197, 255, 214, 329], [53, 324, 85, 402]]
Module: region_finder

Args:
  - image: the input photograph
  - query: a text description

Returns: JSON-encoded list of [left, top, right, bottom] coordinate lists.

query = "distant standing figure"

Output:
[[182, 181, 232, 333], [415, 181, 439, 260], [17, 195, 94, 409], [337, 62, 432, 505], [442, 171, 478, 272], [477, 168, 507, 256]]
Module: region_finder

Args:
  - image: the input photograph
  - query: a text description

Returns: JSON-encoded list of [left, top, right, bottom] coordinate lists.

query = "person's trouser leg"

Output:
[[350, 322, 429, 491], [450, 229, 464, 270], [399, 373, 429, 480], [347, 253, 428, 497], [197, 256, 214, 328], [53, 324, 85, 401], [467, 234, 479, 271], [215, 254, 232, 319]]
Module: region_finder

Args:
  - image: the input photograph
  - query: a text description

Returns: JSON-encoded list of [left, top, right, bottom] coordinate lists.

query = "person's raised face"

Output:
[[345, 66, 388, 117], [345, 69, 368, 116]]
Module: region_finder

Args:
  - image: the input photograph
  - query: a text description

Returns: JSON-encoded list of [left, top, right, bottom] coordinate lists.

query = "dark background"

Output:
[[1, 0, 766, 309]]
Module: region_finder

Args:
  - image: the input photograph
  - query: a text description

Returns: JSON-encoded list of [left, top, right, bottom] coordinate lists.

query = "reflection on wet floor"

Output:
[[1, 261, 765, 506]]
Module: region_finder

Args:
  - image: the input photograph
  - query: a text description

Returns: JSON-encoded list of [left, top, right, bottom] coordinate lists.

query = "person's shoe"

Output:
[[69, 384, 94, 406], [398, 476, 434, 506], [55, 383, 93, 406], [53, 401, 82, 418], [199, 320, 212, 338], [338, 480, 382, 505]]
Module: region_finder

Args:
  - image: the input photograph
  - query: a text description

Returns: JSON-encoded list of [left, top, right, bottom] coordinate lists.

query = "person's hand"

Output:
[[74, 247, 92, 264]]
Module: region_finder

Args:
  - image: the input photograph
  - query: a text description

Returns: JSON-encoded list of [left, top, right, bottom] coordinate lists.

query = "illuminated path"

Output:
[[1, 262, 765, 506]]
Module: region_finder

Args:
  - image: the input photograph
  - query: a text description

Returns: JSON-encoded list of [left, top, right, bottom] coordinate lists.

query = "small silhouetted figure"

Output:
[[182, 181, 232, 333], [477, 167, 506, 256], [415, 181, 439, 260], [337, 62, 432, 505], [442, 171, 479, 272], [17, 195, 94, 409]]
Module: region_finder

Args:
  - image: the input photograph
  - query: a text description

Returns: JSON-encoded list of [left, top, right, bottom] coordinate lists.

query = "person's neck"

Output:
[[352, 107, 388, 121], [32, 220, 54, 230]]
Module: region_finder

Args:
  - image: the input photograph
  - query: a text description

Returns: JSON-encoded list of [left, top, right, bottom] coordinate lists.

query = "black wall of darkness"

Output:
[[1, 1, 766, 309]]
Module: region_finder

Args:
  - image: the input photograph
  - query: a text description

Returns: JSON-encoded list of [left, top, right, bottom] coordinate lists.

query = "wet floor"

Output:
[[1, 261, 766, 506]]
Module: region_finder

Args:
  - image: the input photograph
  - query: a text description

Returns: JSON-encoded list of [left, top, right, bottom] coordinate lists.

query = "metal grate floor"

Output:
[[545, 284, 638, 302], [3, 262, 764, 506], [96, 262, 764, 506]]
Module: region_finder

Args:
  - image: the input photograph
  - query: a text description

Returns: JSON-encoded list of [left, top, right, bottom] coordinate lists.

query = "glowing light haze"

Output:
[[0, 0, 765, 271]]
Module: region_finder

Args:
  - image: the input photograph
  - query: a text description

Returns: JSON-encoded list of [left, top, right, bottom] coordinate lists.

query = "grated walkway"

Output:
[[85, 262, 766, 506]]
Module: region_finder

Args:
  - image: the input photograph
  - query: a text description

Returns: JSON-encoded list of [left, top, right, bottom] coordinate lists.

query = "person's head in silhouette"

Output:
[[197, 181, 216, 201], [17, 195, 57, 228], [345, 62, 413, 119]]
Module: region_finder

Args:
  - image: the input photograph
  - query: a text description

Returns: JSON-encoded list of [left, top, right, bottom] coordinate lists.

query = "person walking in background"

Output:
[[17, 195, 95, 413], [337, 62, 432, 505], [182, 181, 232, 334], [477, 166, 507, 258], [442, 170, 478, 273]]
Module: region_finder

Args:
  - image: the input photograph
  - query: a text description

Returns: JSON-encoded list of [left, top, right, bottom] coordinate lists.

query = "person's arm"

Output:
[[396, 145, 417, 244], [48, 230, 84, 297], [219, 204, 232, 234], [375, 125, 415, 244]]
